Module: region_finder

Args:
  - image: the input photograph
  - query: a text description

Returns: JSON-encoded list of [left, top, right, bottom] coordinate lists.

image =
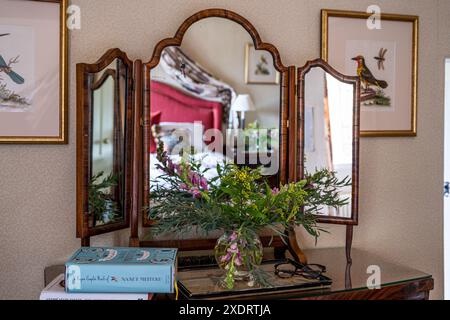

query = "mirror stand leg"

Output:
[[345, 225, 353, 264], [129, 237, 140, 247], [345, 259, 353, 289], [81, 237, 90, 247], [286, 226, 308, 265]]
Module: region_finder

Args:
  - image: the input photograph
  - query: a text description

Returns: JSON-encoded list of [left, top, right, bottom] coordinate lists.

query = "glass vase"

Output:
[[214, 229, 263, 288]]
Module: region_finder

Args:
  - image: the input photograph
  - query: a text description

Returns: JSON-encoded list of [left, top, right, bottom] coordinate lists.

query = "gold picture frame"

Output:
[[0, 0, 68, 144], [245, 43, 280, 85], [321, 9, 418, 137]]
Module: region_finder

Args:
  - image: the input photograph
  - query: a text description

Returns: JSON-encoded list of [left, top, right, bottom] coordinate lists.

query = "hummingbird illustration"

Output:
[[0, 55, 25, 84], [0, 33, 25, 84], [352, 55, 388, 90], [374, 48, 387, 70]]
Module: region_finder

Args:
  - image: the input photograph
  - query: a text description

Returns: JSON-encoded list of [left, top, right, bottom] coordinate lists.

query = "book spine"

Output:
[[39, 292, 151, 300], [65, 263, 173, 293]]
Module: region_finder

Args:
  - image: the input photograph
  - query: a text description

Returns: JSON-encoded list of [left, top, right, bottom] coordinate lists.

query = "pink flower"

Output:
[[189, 172, 201, 186], [190, 187, 202, 199], [179, 183, 189, 191], [227, 243, 239, 254], [199, 177, 208, 190], [220, 253, 231, 263], [228, 231, 238, 242], [271, 187, 280, 195], [234, 253, 243, 266], [167, 159, 175, 172]]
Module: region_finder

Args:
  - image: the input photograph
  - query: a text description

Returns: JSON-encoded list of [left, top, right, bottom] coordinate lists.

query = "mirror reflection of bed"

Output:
[[148, 17, 281, 190], [304, 67, 353, 218]]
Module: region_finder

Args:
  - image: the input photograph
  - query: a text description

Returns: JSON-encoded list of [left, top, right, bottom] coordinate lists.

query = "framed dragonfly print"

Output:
[[0, 0, 68, 143], [321, 9, 418, 137]]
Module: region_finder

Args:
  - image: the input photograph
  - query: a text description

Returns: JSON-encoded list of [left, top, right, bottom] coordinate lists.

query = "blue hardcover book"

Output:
[[65, 247, 177, 293]]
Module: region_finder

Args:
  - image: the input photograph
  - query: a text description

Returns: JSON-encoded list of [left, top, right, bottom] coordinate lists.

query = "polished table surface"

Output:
[[300, 247, 432, 297], [175, 247, 433, 300]]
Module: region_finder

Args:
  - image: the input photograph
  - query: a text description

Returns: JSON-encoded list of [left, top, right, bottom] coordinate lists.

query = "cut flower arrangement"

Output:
[[148, 143, 350, 289]]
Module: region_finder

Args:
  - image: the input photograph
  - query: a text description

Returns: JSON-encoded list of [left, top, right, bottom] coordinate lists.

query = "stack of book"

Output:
[[40, 247, 177, 300]]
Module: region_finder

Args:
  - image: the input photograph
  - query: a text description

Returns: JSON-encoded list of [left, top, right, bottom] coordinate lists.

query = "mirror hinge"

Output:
[[286, 119, 290, 129]]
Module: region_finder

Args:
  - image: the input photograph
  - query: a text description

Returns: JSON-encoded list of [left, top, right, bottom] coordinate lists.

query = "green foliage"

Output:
[[373, 89, 391, 106], [243, 121, 278, 151], [0, 82, 29, 106], [147, 142, 351, 241], [88, 171, 120, 225]]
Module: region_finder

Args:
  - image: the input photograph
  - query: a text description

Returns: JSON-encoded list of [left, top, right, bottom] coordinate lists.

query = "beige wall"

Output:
[[0, 0, 448, 299]]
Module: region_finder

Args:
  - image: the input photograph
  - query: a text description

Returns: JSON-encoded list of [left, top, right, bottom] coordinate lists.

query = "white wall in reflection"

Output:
[[92, 76, 114, 179], [305, 67, 353, 218]]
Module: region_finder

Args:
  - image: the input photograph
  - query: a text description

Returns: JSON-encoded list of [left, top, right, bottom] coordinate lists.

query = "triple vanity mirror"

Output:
[[76, 9, 360, 258]]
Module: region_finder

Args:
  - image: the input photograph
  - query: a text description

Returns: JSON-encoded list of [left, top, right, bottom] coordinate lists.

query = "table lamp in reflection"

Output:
[[231, 94, 255, 129]]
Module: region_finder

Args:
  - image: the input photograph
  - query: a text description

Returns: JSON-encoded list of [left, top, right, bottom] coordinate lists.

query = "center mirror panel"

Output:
[[147, 18, 282, 210]]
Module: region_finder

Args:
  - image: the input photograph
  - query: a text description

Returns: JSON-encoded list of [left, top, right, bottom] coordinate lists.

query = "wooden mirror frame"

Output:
[[132, 8, 297, 254], [76, 48, 134, 246], [297, 58, 361, 226]]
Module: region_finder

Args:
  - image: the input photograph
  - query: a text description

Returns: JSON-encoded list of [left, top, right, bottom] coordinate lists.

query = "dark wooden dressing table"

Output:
[[44, 248, 433, 300]]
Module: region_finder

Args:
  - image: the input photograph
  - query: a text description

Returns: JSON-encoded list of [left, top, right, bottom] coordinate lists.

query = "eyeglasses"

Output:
[[274, 259, 326, 280]]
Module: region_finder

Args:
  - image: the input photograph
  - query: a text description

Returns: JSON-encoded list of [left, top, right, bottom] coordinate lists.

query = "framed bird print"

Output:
[[0, 0, 68, 143], [245, 43, 280, 84], [321, 9, 418, 137]]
